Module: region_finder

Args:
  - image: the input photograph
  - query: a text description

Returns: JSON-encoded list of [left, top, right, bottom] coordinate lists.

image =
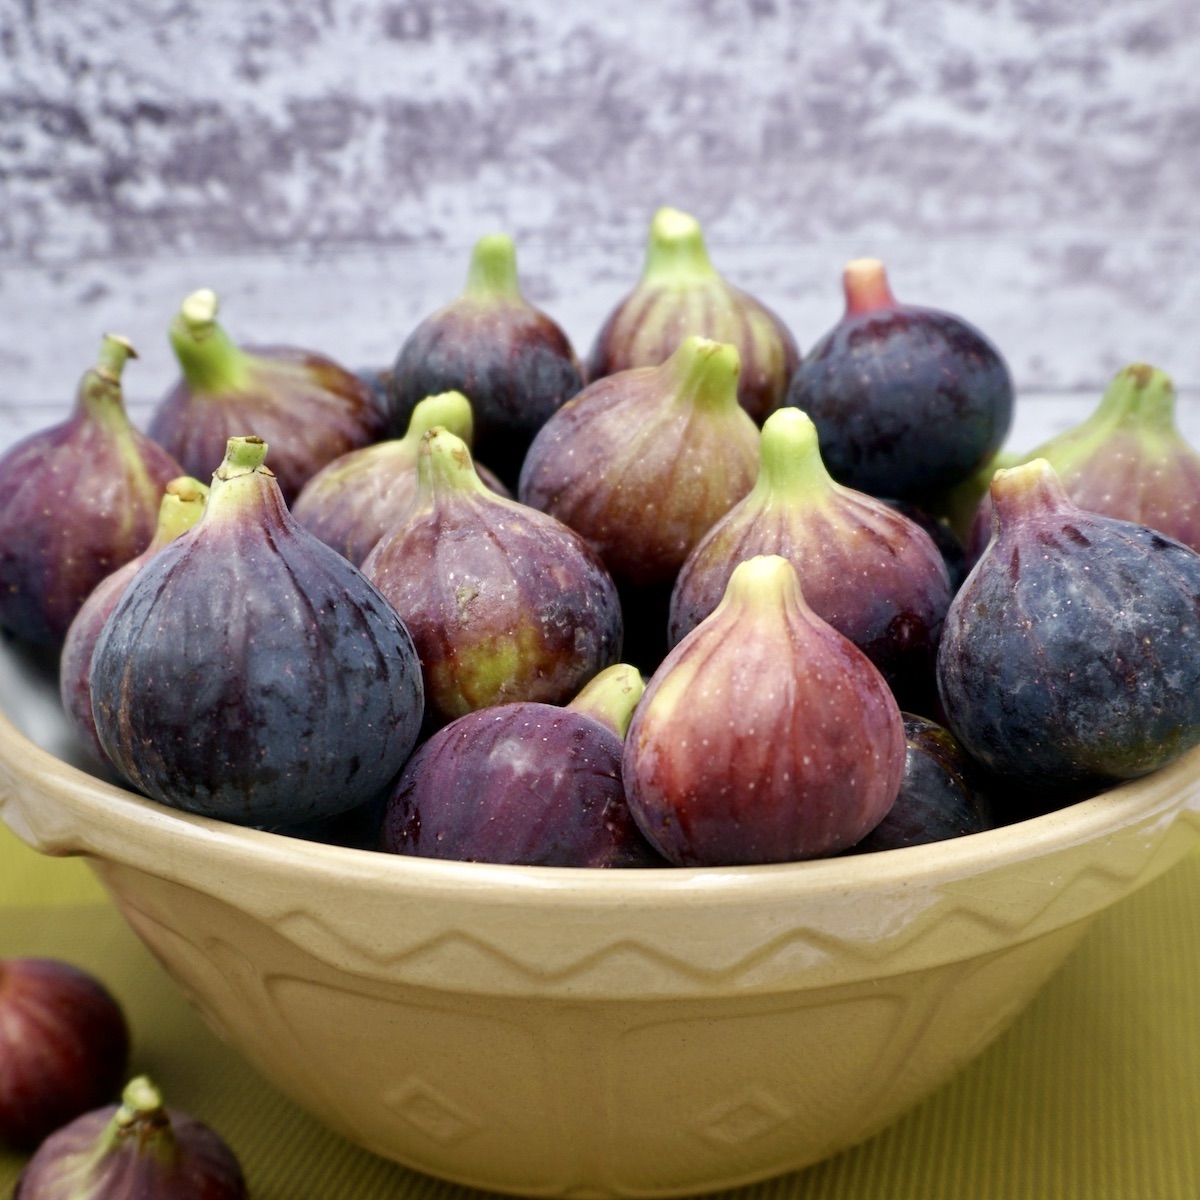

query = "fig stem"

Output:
[[752, 408, 835, 503], [148, 477, 209, 550], [96, 334, 138, 382], [989, 458, 1073, 533], [667, 336, 742, 412], [97, 1075, 179, 1164], [464, 234, 523, 301], [404, 391, 475, 448], [170, 288, 252, 393], [416, 427, 495, 502], [214, 436, 270, 481], [567, 663, 646, 738], [1091, 363, 1178, 434], [842, 258, 897, 315], [641, 207, 718, 285]]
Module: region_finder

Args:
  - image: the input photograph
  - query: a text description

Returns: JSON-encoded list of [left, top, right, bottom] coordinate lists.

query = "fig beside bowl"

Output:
[[2, 635, 1200, 1198]]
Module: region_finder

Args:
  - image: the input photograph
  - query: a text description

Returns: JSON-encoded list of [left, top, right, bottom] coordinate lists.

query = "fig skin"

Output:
[[149, 289, 386, 504], [937, 458, 1200, 794], [786, 258, 1014, 502], [14, 1076, 246, 1200], [90, 436, 425, 827], [382, 665, 664, 867], [60, 476, 208, 766], [0, 336, 183, 651], [587, 207, 800, 423], [292, 390, 509, 566], [624, 555, 906, 867], [362, 427, 623, 728], [387, 233, 583, 487], [669, 408, 952, 714]]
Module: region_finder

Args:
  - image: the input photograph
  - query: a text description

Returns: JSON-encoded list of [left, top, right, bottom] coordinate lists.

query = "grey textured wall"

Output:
[[2, 0, 1199, 450]]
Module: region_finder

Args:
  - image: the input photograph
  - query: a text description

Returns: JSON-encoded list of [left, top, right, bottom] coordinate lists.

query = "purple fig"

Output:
[[148, 289, 385, 503], [90, 436, 424, 826], [624, 555, 906, 866], [60, 476, 208, 765], [669, 408, 952, 713], [587, 207, 800, 423], [14, 1076, 246, 1200], [387, 234, 583, 487], [362, 427, 622, 727], [937, 458, 1200, 794], [292, 390, 509, 566], [786, 258, 1014, 501], [382, 664, 664, 867], [0, 335, 183, 650]]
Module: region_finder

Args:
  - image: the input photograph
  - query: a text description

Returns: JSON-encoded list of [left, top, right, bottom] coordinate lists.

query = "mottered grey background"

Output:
[[1, 0, 1199, 454]]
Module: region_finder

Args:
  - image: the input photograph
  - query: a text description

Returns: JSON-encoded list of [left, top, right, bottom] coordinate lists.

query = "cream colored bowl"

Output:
[[3, 636, 1200, 1198]]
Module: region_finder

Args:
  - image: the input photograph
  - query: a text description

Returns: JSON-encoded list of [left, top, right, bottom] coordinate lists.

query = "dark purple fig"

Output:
[[362, 427, 622, 728], [0, 336, 183, 651], [669, 408, 952, 714], [624, 555, 906, 866], [60, 476, 208, 766], [292, 390, 509, 566], [387, 233, 583, 487], [785, 258, 1014, 502], [937, 458, 1200, 795], [14, 1076, 246, 1200], [587, 207, 800, 423], [90, 436, 424, 827], [0, 958, 130, 1151], [383, 664, 665, 867], [845, 714, 991, 853], [148, 289, 385, 504]]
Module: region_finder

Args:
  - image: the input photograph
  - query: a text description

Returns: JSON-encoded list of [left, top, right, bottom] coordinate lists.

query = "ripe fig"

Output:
[[669, 408, 952, 713], [0, 958, 130, 1151], [786, 258, 1014, 502], [587, 207, 800, 423], [362, 427, 622, 728], [386, 233, 583, 487], [148, 289, 385, 503], [382, 664, 665, 867], [292, 390, 508, 566], [0, 336, 183, 650], [60, 476, 208, 766], [14, 1076, 246, 1200], [937, 458, 1200, 794], [90, 436, 424, 826], [623, 555, 906, 866]]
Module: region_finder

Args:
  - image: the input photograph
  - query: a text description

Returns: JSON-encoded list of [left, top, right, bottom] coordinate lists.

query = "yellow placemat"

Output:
[[3, 822, 1199, 1199]]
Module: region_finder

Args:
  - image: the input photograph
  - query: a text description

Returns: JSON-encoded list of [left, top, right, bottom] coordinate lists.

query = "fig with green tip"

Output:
[[362, 427, 622, 728], [148, 288, 385, 503], [292, 390, 510, 566], [588, 207, 800, 423], [624, 555, 906, 866], [387, 233, 583, 486], [90, 436, 424, 827], [0, 335, 183, 650]]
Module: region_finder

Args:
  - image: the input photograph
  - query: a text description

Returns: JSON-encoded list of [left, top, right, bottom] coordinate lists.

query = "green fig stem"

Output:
[[641, 207, 718, 286], [666, 336, 742, 412], [98, 1076, 179, 1164], [463, 235, 523, 302], [989, 458, 1073, 532], [169, 289, 252, 393], [214, 435, 270, 481], [416, 427, 495, 502], [843, 258, 897, 316], [751, 408, 836, 504], [1087, 363, 1178, 434], [96, 334, 138, 382], [77, 335, 141, 440], [713, 554, 808, 622], [567, 664, 646, 738], [404, 391, 475, 448], [148, 477, 209, 550]]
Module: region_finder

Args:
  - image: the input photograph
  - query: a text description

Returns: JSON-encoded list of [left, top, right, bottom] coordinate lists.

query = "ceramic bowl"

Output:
[[3, 636, 1200, 1198]]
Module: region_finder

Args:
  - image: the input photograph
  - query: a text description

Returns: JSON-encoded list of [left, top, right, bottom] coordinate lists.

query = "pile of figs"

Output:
[[4, 208, 1200, 869]]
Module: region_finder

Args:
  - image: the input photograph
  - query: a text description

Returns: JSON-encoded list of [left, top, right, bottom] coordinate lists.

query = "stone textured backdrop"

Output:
[[2, 0, 1198, 449]]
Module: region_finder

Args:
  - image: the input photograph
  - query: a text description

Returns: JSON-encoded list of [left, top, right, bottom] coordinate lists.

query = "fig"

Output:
[[60, 476, 208, 766], [382, 664, 665, 867], [362, 427, 622, 728], [937, 458, 1200, 794], [148, 289, 385, 504], [14, 1076, 246, 1200], [623, 555, 906, 866], [846, 714, 991, 853], [90, 436, 424, 826], [0, 958, 130, 1151], [785, 257, 1014, 502], [669, 408, 952, 713], [386, 233, 583, 486], [587, 207, 801, 423], [292, 390, 509, 566], [0, 335, 183, 650]]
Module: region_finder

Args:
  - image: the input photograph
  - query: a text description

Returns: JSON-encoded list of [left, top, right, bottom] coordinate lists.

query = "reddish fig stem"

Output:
[[843, 258, 897, 315], [989, 458, 1074, 532]]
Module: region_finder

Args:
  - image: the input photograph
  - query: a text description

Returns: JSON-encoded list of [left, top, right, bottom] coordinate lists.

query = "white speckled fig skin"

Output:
[[623, 555, 906, 866], [938, 458, 1200, 795]]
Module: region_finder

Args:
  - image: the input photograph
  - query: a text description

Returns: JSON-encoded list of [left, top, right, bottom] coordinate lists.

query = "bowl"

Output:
[[3, 634, 1200, 1199]]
